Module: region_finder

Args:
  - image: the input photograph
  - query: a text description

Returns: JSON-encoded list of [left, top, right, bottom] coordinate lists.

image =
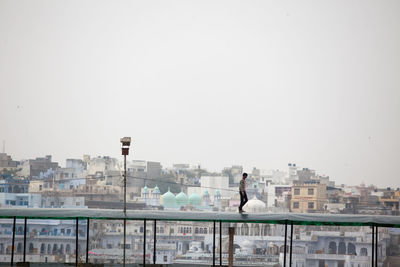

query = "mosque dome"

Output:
[[176, 191, 189, 206], [203, 190, 209, 197], [161, 188, 176, 208], [143, 185, 149, 194], [242, 239, 256, 253], [189, 192, 201, 206], [215, 190, 221, 196], [243, 196, 266, 213], [153, 185, 160, 194]]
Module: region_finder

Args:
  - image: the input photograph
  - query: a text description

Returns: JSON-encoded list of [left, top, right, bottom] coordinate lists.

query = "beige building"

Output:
[[29, 180, 54, 193], [290, 181, 327, 213], [0, 153, 18, 171]]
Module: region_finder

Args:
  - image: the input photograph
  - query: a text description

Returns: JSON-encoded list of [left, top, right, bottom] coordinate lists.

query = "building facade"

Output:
[[291, 181, 327, 213]]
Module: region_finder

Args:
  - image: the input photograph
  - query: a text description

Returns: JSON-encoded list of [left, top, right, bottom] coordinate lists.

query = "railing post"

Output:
[[143, 219, 146, 267], [76, 217, 79, 267], [375, 226, 378, 267], [23, 217, 27, 262], [284, 221, 288, 267], [123, 218, 126, 267], [11, 216, 16, 267], [219, 221, 222, 266], [289, 222, 293, 267], [213, 220, 216, 267], [228, 227, 234, 267], [153, 220, 156, 264], [371, 225, 375, 267], [86, 218, 90, 263]]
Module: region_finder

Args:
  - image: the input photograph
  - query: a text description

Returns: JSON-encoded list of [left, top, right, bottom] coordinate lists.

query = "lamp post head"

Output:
[[120, 137, 131, 155], [120, 137, 131, 147]]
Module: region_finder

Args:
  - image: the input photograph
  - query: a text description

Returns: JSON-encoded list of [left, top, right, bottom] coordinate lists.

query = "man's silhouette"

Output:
[[239, 173, 248, 213]]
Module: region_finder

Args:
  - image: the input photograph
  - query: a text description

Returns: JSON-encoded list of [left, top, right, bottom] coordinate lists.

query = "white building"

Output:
[[86, 156, 119, 176], [0, 193, 41, 208], [187, 176, 232, 200], [266, 183, 291, 209]]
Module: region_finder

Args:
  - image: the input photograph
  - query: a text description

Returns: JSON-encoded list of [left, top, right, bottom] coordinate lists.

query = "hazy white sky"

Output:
[[1, 0, 399, 187]]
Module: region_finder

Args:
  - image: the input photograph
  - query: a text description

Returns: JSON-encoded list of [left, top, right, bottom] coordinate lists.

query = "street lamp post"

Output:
[[120, 137, 131, 267], [120, 137, 131, 214]]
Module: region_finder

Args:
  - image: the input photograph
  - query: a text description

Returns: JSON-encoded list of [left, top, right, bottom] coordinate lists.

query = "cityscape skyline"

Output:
[[0, 149, 398, 189], [1, 0, 399, 266]]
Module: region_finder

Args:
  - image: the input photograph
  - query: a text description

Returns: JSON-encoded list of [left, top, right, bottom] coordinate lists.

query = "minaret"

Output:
[[214, 190, 221, 211], [152, 185, 161, 206], [202, 190, 210, 207], [142, 185, 149, 205]]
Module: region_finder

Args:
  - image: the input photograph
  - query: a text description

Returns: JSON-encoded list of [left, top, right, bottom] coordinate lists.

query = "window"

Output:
[[76, 202, 80, 206], [164, 256, 168, 262], [293, 202, 299, 209], [294, 188, 300, 195], [308, 202, 314, 209], [39, 185, 42, 191], [308, 188, 314, 195]]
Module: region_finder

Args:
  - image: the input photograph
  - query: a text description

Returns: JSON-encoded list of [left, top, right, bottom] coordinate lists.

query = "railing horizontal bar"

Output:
[[1, 208, 400, 228]]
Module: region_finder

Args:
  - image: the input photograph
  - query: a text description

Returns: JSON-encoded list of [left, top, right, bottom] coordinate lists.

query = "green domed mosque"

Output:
[[161, 188, 177, 209], [176, 191, 188, 207], [188, 192, 201, 207]]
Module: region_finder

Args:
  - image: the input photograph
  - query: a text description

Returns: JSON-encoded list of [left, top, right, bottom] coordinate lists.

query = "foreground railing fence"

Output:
[[1, 209, 400, 267]]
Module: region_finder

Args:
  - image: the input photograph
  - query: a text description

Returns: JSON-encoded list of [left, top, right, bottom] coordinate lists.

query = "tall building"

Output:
[[288, 163, 298, 182], [291, 180, 327, 213]]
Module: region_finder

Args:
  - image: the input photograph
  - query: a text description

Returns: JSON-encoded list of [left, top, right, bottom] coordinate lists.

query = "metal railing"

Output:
[[2, 208, 400, 266]]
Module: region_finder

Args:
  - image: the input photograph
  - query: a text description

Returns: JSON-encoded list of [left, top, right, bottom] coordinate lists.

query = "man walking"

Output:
[[239, 172, 248, 213]]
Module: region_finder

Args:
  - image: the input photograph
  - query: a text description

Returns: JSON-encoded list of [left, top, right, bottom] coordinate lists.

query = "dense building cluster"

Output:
[[1, 153, 400, 266]]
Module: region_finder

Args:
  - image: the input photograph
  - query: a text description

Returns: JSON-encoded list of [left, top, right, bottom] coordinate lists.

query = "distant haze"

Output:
[[1, 0, 399, 187]]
